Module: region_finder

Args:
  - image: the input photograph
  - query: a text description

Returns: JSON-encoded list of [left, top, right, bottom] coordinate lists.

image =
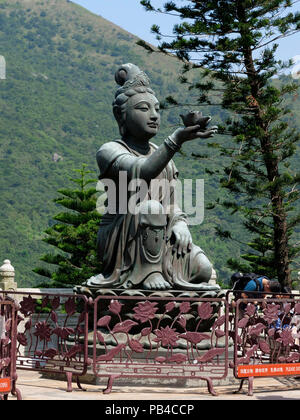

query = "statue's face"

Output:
[[124, 92, 160, 140]]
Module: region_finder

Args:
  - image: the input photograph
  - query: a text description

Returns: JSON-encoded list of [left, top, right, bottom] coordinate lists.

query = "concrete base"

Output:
[[16, 369, 300, 400], [41, 344, 236, 391], [41, 364, 238, 390]]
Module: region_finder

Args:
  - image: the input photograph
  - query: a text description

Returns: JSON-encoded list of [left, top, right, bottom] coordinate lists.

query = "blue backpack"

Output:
[[231, 272, 262, 298]]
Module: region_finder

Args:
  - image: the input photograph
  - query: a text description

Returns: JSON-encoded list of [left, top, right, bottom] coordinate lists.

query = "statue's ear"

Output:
[[113, 106, 122, 123], [113, 106, 126, 136]]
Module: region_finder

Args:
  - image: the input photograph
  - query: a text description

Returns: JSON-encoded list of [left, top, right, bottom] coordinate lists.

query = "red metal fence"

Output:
[[93, 293, 229, 396], [228, 293, 300, 396], [0, 295, 21, 400], [1, 289, 300, 398], [1, 291, 91, 393]]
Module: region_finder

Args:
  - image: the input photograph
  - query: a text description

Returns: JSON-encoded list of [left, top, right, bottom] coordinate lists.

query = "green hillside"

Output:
[[0, 0, 299, 286]]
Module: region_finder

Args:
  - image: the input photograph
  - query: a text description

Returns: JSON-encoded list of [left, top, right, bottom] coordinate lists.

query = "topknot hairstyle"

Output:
[[112, 63, 157, 137], [115, 63, 151, 89]]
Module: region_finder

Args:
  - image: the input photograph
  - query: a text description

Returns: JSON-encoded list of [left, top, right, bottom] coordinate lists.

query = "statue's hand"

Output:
[[170, 125, 218, 145], [172, 221, 192, 256]]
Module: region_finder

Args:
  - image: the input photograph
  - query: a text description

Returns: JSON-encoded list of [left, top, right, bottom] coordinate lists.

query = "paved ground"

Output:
[[6, 369, 300, 401]]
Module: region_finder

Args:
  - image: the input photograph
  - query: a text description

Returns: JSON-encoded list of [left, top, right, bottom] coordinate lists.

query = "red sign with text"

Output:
[[238, 363, 300, 378], [0, 377, 11, 393]]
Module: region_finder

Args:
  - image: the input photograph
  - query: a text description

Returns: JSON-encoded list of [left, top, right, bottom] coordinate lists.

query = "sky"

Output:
[[73, 0, 179, 46], [73, 0, 300, 76]]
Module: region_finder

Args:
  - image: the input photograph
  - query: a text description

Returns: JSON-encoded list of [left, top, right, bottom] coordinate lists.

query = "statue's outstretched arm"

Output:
[[139, 124, 217, 181], [101, 125, 217, 181]]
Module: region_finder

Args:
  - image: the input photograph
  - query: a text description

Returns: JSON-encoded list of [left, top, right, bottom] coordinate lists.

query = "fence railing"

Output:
[[1, 291, 91, 392], [93, 293, 229, 395], [1, 289, 300, 397], [0, 295, 21, 400], [227, 293, 300, 396]]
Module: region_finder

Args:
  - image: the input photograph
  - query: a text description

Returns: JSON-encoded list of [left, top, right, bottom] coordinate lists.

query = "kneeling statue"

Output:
[[85, 63, 220, 292]]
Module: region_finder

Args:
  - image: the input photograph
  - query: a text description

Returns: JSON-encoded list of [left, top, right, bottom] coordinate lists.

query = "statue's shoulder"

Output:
[[96, 140, 131, 178], [97, 140, 131, 161], [97, 140, 130, 155]]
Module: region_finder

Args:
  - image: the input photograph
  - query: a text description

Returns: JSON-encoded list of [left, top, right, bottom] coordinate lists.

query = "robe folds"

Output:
[[91, 139, 211, 290]]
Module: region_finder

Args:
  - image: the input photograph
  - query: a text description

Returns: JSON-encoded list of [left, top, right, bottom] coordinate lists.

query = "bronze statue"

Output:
[[85, 63, 219, 292]]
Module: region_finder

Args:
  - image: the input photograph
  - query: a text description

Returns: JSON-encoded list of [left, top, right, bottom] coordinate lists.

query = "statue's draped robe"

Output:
[[94, 139, 208, 289]]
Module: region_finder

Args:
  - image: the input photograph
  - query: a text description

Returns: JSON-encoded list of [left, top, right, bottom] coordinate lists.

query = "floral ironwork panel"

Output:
[[231, 297, 300, 376], [93, 295, 229, 387], [12, 292, 89, 377]]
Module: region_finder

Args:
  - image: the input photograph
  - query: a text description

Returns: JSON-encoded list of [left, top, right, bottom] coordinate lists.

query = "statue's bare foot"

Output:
[[86, 274, 104, 286], [142, 273, 171, 290]]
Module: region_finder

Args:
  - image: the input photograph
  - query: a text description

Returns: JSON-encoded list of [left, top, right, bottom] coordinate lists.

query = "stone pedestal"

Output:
[[0, 259, 17, 291]]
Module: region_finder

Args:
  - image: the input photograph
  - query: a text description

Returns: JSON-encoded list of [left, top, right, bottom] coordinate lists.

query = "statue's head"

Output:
[[113, 64, 160, 140]]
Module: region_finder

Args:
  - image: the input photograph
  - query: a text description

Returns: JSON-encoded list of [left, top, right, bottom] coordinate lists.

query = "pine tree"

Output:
[[139, 0, 300, 287], [34, 165, 102, 287]]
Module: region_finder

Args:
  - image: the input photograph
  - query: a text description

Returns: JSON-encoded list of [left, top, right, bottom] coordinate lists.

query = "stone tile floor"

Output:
[[5, 370, 300, 400]]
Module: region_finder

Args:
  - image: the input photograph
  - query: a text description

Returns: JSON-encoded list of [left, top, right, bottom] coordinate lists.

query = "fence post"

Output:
[[0, 260, 17, 291]]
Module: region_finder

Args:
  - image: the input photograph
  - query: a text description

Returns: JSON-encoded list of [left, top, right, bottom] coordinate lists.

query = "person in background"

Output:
[[230, 272, 281, 317], [231, 272, 281, 299], [241, 276, 281, 299]]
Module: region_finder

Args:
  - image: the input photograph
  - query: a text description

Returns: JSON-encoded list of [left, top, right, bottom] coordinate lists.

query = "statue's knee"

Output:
[[138, 200, 167, 227]]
